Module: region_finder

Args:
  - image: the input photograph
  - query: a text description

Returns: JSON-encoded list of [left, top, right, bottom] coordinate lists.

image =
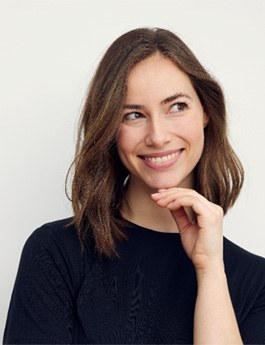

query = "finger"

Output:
[[152, 189, 222, 223], [171, 207, 194, 234], [151, 188, 183, 203], [153, 191, 198, 209], [153, 188, 206, 205], [157, 188, 167, 192], [165, 196, 207, 216]]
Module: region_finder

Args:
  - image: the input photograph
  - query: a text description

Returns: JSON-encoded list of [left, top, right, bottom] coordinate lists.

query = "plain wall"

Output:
[[1, 0, 265, 338]]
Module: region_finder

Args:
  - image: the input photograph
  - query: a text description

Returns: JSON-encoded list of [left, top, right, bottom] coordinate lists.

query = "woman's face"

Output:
[[117, 54, 207, 192]]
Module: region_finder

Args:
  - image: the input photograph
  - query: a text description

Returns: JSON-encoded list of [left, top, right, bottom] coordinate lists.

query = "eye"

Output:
[[170, 102, 188, 113], [122, 112, 143, 121]]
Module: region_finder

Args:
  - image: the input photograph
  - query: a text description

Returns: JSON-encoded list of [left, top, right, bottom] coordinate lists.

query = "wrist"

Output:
[[195, 262, 225, 281]]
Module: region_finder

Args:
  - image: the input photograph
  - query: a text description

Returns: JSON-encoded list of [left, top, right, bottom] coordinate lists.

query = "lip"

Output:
[[139, 149, 184, 170], [139, 149, 181, 158]]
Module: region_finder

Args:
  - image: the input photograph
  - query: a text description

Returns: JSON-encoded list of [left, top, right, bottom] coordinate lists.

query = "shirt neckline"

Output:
[[125, 220, 181, 237]]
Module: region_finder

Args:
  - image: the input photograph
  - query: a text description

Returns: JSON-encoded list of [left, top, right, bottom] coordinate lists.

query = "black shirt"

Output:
[[3, 218, 265, 344]]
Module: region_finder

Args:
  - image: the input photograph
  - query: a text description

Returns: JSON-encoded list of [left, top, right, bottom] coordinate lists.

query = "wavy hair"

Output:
[[67, 28, 244, 257]]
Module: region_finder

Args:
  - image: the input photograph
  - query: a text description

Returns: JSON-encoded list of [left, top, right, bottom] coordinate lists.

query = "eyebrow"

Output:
[[122, 92, 192, 110], [161, 92, 192, 105]]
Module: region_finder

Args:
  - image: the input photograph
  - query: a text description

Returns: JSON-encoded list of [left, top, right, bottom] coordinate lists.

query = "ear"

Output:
[[203, 112, 209, 128]]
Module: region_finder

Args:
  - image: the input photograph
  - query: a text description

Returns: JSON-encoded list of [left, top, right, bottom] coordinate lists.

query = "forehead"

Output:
[[125, 54, 197, 102]]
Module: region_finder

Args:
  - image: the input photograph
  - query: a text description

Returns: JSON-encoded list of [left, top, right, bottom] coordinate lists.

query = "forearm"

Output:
[[194, 266, 243, 345]]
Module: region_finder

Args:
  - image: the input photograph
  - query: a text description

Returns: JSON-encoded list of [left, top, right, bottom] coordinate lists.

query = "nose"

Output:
[[144, 116, 171, 148]]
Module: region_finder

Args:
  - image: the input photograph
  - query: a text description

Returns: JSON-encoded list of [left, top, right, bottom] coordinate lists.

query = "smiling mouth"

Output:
[[139, 149, 183, 165]]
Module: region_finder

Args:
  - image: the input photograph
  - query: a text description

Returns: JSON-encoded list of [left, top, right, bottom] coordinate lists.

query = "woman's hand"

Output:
[[152, 188, 244, 344], [151, 188, 224, 272]]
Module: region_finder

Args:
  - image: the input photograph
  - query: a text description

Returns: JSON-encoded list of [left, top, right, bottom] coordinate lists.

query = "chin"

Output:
[[147, 175, 193, 191], [148, 180, 181, 191]]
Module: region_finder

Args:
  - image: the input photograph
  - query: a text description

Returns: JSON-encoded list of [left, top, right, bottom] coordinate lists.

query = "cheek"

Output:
[[116, 126, 136, 160], [191, 123, 205, 143], [191, 125, 205, 158], [116, 126, 128, 154], [179, 118, 205, 145], [116, 128, 137, 173]]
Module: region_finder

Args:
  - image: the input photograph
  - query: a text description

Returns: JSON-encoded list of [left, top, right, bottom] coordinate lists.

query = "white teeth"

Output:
[[144, 152, 179, 164]]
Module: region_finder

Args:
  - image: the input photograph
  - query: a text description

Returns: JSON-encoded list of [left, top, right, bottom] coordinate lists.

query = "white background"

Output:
[[1, 0, 265, 338]]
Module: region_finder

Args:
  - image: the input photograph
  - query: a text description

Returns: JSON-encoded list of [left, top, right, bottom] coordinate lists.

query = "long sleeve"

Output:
[[3, 225, 79, 344]]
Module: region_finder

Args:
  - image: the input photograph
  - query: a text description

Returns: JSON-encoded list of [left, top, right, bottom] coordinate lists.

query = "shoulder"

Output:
[[223, 237, 265, 285], [28, 217, 79, 250], [4, 219, 92, 343], [223, 237, 265, 317], [223, 236, 265, 274], [23, 217, 81, 260], [19, 218, 95, 289], [223, 239, 265, 333]]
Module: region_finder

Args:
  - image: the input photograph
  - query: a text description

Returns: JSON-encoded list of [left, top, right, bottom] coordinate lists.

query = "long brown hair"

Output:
[[67, 28, 244, 257]]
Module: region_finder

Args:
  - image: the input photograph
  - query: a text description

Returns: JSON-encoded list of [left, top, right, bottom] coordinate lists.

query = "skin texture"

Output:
[[117, 54, 243, 344]]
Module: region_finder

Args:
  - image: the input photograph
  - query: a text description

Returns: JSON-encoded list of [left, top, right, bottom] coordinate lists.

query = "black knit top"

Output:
[[3, 218, 265, 344]]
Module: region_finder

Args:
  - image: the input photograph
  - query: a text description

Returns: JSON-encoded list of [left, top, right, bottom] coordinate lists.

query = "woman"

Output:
[[4, 28, 265, 344]]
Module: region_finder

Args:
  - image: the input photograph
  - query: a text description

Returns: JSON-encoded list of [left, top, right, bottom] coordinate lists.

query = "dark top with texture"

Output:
[[3, 218, 265, 344]]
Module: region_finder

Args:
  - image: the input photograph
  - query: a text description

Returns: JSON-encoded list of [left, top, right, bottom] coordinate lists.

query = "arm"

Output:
[[3, 227, 76, 344], [194, 265, 242, 344], [152, 188, 243, 344]]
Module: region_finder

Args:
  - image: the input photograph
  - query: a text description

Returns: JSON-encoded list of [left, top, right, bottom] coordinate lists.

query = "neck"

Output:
[[120, 178, 179, 233]]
